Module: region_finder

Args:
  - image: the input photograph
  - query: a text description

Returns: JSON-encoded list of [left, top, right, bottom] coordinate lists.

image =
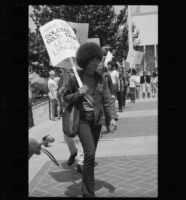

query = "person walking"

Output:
[[29, 80, 34, 128], [58, 68, 84, 173], [120, 67, 129, 109], [150, 72, 158, 97], [135, 72, 141, 99], [129, 68, 137, 103], [115, 63, 124, 112], [102, 66, 115, 97], [101, 66, 117, 134], [63, 43, 116, 197], [140, 71, 151, 98], [108, 61, 122, 112], [48, 70, 60, 120]]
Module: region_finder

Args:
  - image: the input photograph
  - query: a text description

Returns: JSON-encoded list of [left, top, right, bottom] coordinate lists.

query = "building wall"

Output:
[[132, 13, 158, 46], [131, 6, 158, 70], [132, 5, 158, 16]]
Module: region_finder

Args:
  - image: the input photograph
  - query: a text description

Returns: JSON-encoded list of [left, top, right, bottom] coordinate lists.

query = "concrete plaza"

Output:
[[29, 97, 158, 197]]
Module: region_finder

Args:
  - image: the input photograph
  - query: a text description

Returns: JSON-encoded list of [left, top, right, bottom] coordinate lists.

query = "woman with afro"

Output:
[[63, 43, 117, 197]]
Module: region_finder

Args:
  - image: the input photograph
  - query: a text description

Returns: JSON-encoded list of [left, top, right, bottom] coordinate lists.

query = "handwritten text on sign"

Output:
[[40, 19, 80, 67], [126, 50, 144, 66]]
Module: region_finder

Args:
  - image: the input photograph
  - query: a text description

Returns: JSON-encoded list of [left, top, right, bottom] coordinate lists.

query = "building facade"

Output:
[[132, 5, 158, 71]]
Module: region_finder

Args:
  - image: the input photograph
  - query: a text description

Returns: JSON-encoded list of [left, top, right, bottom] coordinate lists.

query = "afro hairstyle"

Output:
[[76, 42, 103, 69]]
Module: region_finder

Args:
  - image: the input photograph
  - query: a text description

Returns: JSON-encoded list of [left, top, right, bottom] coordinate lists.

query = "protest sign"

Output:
[[39, 19, 80, 67], [55, 57, 82, 70], [123, 60, 130, 71], [68, 22, 89, 45], [87, 38, 100, 46], [40, 19, 82, 87], [104, 51, 113, 67], [126, 49, 135, 68], [126, 49, 144, 66], [134, 51, 144, 65]]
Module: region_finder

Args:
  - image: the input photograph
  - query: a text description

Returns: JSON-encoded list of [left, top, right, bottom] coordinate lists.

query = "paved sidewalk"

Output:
[[29, 155, 157, 197], [29, 97, 158, 197], [101, 115, 157, 138]]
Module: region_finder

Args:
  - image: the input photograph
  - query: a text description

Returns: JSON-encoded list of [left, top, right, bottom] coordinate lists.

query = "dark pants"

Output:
[[130, 87, 136, 103], [78, 118, 102, 197], [122, 88, 127, 107], [136, 86, 140, 99], [116, 91, 123, 110], [49, 99, 60, 119]]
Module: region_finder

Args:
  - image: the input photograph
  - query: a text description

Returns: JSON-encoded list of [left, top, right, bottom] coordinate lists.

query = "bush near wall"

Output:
[[31, 80, 49, 105]]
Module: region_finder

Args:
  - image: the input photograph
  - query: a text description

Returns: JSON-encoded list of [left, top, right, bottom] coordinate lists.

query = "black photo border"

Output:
[[1, 0, 183, 199]]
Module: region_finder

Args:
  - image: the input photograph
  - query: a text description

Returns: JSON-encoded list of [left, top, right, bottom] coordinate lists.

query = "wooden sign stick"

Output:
[[69, 57, 83, 88]]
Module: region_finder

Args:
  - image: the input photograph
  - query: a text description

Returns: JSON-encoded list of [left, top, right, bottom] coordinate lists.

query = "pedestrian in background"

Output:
[[108, 61, 122, 112], [63, 42, 116, 197], [102, 66, 115, 97], [140, 71, 151, 98], [29, 80, 34, 128], [101, 65, 117, 134], [115, 63, 124, 112], [150, 72, 158, 97], [121, 67, 129, 109], [129, 68, 137, 103], [135, 72, 141, 99], [48, 70, 60, 120]]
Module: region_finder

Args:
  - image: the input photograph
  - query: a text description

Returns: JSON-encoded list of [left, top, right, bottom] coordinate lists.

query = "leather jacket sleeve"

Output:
[[63, 75, 82, 105]]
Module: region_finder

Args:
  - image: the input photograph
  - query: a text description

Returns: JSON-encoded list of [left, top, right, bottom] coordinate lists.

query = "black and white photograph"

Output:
[[28, 5, 158, 197]]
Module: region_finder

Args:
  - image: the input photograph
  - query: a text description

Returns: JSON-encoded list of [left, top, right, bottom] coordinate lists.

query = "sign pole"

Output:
[[69, 57, 83, 88]]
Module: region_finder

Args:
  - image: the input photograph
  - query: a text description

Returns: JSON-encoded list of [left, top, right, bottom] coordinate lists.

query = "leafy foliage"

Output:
[[29, 5, 128, 75], [31, 82, 49, 98]]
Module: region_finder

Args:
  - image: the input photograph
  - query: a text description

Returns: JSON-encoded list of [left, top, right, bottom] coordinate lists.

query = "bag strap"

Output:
[[41, 148, 60, 166], [84, 94, 94, 108]]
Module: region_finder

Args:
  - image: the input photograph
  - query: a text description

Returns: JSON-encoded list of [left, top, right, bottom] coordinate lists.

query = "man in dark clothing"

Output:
[[102, 66, 115, 96], [114, 63, 123, 112], [121, 67, 129, 108], [140, 71, 151, 98], [101, 66, 117, 133]]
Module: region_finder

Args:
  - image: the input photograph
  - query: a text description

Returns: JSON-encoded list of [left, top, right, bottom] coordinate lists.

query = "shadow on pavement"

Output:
[[47, 161, 116, 197], [49, 170, 81, 183], [64, 179, 116, 197], [49, 161, 82, 183], [60, 161, 77, 170]]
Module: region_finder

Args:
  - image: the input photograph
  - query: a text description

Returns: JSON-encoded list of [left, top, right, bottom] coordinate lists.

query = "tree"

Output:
[[109, 6, 128, 62], [29, 26, 51, 77], [29, 5, 128, 75]]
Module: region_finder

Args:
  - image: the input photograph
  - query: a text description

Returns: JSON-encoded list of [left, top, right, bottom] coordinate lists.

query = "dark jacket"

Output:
[[103, 72, 115, 96], [120, 72, 129, 89], [63, 70, 116, 125], [140, 75, 151, 84], [58, 70, 73, 109]]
